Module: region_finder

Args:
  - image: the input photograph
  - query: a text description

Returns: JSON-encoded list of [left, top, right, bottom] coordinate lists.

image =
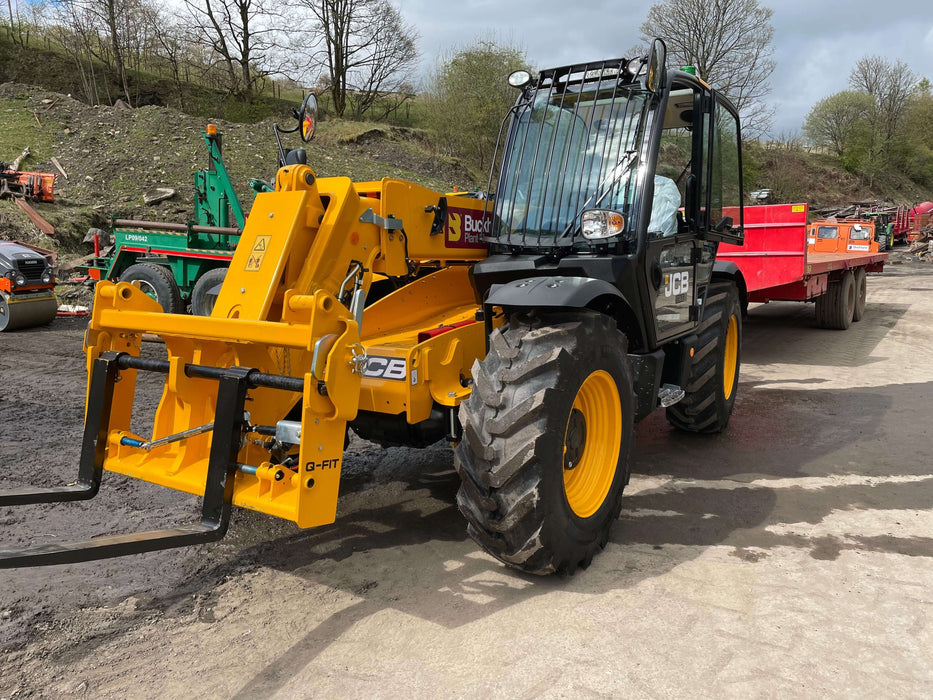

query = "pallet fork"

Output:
[[0, 352, 302, 567]]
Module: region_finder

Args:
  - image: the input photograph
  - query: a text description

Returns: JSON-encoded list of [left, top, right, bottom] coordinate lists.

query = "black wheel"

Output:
[[190, 267, 227, 316], [876, 230, 887, 252], [455, 311, 634, 576], [119, 263, 182, 313], [666, 281, 741, 434], [815, 270, 855, 330], [852, 267, 867, 322]]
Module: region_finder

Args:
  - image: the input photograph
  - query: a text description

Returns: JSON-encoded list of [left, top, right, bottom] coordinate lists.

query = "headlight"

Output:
[[581, 209, 625, 240], [41, 270, 53, 284], [13, 272, 26, 287], [508, 70, 532, 88]]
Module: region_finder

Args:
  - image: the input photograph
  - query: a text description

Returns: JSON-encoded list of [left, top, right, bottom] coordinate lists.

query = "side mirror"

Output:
[[299, 94, 318, 142], [646, 38, 667, 94]]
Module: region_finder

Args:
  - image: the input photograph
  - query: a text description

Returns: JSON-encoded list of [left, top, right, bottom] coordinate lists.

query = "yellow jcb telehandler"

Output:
[[0, 40, 747, 575]]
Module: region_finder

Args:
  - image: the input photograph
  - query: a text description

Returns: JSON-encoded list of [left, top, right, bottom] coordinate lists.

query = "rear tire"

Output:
[[815, 270, 855, 330], [666, 281, 741, 434], [852, 268, 867, 322], [455, 311, 634, 575], [191, 267, 227, 316], [120, 263, 182, 314]]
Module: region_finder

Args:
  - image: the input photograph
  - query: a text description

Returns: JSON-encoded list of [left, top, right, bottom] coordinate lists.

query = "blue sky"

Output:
[[398, 0, 933, 136]]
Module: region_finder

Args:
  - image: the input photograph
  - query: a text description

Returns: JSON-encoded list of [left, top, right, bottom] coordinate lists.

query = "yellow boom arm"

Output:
[[83, 165, 490, 529]]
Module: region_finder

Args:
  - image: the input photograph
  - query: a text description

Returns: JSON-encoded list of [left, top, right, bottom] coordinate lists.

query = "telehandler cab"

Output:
[[0, 39, 747, 575]]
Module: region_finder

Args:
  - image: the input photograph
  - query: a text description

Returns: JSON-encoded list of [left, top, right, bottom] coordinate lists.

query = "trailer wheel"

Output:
[[852, 268, 867, 322], [191, 268, 227, 316], [120, 263, 182, 314], [815, 270, 855, 330], [666, 281, 741, 434], [455, 311, 634, 575]]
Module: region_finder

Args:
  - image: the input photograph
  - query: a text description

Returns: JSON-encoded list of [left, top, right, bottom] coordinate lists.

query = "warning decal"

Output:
[[245, 235, 271, 271]]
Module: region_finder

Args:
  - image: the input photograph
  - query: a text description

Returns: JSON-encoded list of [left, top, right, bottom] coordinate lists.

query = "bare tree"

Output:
[[849, 56, 917, 144], [5, 0, 26, 46], [49, 0, 159, 104], [184, 0, 280, 100], [640, 0, 776, 137], [151, 14, 188, 102], [50, 1, 105, 103], [291, 0, 419, 118]]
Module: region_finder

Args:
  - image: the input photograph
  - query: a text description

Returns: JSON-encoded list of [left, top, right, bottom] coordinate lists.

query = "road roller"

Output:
[[0, 240, 57, 331]]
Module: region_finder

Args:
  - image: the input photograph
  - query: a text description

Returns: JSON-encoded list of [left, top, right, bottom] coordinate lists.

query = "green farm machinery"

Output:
[[78, 125, 250, 315]]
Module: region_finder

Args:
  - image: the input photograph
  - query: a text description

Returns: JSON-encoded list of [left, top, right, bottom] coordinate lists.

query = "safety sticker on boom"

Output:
[[245, 235, 271, 271], [445, 206, 491, 249]]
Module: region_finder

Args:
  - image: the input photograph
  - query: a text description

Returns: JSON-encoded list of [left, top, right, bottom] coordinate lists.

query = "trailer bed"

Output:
[[718, 203, 886, 303]]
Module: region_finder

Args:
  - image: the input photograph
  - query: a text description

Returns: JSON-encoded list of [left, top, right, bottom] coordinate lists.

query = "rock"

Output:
[[83, 227, 106, 244], [143, 187, 176, 205]]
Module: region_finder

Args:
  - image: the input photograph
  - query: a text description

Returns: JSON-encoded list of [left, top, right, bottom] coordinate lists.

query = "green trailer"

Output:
[[79, 126, 251, 315]]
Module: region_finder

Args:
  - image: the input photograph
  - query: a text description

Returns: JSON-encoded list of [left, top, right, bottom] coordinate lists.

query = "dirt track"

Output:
[[1, 258, 931, 697]]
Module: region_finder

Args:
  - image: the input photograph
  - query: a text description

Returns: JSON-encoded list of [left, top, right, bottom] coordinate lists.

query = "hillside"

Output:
[[0, 83, 473, 260], [2, 82, 930, 267], [745, 141, 931, 210]]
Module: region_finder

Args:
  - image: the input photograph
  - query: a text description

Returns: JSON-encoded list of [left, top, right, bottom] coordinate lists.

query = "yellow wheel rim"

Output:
[[563, 370, 623, 518], [723, 315, 738, 400]]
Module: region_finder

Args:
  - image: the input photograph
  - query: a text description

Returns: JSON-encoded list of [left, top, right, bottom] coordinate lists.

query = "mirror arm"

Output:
[[272, 123, 287, 169]]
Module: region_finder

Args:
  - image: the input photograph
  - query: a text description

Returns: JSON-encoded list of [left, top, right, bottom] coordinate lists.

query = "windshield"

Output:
[[493, 81, 649, 244]]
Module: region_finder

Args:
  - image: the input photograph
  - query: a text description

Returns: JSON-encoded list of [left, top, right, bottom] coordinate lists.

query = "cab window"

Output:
[[818, 226, 838, 239]]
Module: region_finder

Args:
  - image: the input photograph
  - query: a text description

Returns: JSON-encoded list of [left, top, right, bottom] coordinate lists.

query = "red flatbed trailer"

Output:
[[718, 203, 886, 329]]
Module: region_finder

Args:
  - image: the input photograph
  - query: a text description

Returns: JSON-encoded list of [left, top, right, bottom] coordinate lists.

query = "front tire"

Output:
[[666, 281, 741, 434], [455, 311, 634, 576]]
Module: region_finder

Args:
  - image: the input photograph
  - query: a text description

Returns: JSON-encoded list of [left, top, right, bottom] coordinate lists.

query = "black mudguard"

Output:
[[485, 275, 626, 310], [712, 260, 748, 314]]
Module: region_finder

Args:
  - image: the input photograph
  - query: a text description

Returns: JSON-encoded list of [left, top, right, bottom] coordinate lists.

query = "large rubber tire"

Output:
[[119, 263, 182, 314], [815, 270, 855, 330], [852, 267, 867, 322], [666, 281, 741, 434], [455, 311, 634, 576], [876, 230, 887, 252], [190, 267, 227, 316]]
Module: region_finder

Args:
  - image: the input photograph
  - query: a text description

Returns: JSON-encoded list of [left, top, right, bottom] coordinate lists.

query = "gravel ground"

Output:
[[0, 254, 930, 698]]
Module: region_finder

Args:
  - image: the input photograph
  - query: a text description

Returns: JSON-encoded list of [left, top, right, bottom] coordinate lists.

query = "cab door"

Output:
[[643, 85, 705, 343], [643, 87, 743, 345]]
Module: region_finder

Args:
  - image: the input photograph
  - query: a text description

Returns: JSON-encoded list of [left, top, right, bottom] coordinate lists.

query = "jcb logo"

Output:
[[664, 271, 690, 298], [363, 356, 407, 381]]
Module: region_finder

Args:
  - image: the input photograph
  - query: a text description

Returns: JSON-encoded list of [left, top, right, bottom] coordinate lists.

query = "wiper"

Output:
[[560, 150, 638, 237]]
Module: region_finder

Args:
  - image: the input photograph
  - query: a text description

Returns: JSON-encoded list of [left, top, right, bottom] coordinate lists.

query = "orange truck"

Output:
[[807, 218, 881, 255]]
